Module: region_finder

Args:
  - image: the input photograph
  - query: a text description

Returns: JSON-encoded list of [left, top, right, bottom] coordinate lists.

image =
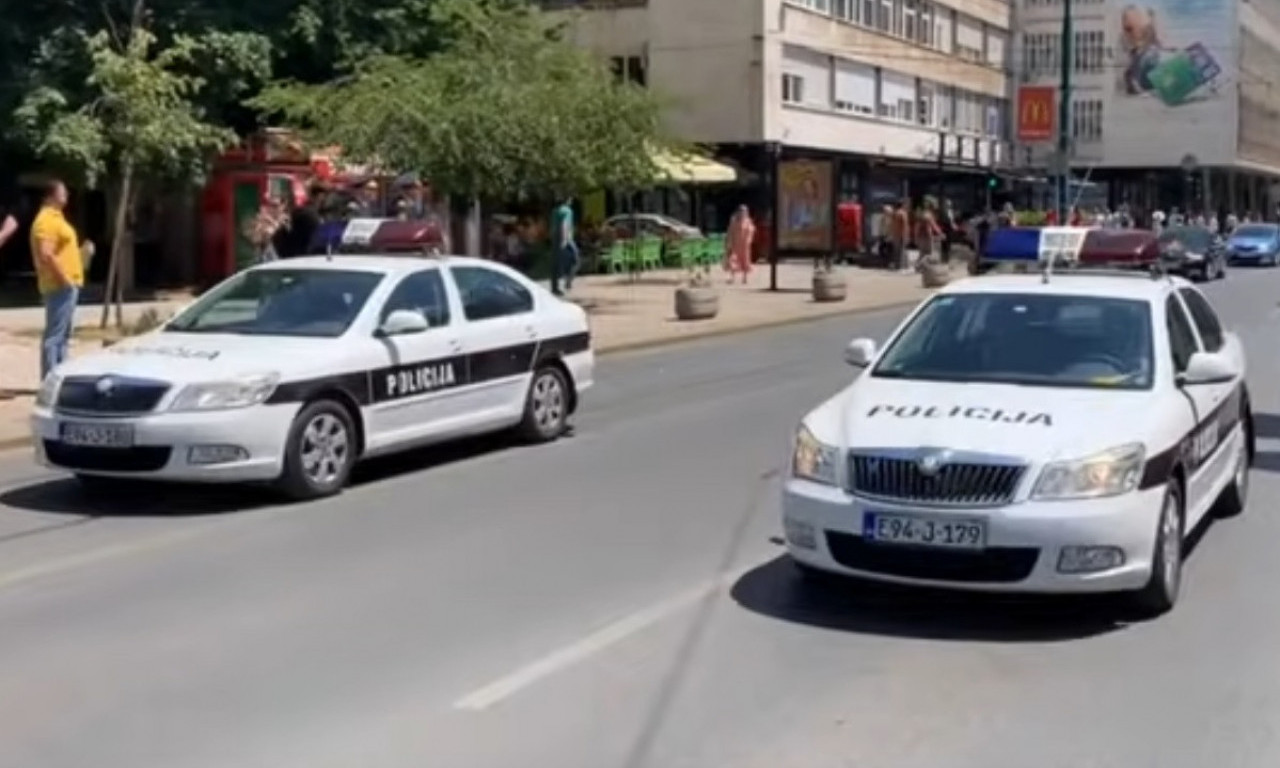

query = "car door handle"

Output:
[[448, 339, 463, 353]]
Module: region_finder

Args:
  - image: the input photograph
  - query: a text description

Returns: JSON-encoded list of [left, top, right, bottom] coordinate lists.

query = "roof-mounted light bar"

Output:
[[981, 226, 1161, 281]]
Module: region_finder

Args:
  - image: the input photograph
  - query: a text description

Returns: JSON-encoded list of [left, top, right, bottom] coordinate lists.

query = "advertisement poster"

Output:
[[1017, 86, 1055, 143], [1105, 0, 1237, 166], [777, 159, 832, 251]]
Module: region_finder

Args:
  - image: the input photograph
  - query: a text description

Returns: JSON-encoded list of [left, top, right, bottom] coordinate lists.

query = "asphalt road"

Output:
[[3, 267, 1280, 768]]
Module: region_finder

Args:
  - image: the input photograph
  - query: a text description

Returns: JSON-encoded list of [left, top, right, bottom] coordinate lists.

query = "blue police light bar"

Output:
[[982, 227, 1043, 262]]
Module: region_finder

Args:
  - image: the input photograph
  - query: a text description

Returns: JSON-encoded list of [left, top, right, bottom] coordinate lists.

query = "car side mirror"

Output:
[[844, 337, 877, 368], [377, 309, 429, 336], [1178, 351, 1238, 386]]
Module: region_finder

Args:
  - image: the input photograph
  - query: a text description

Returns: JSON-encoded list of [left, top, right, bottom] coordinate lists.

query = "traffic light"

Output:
[[987, 174, 999, 189]]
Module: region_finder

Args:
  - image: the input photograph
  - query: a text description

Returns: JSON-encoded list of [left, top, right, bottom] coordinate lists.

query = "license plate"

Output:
[[59, 422, 134, 448], [863, 512, 986, 549]]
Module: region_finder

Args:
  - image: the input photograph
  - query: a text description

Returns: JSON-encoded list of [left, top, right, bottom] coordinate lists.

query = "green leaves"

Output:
[[254, 0, 671, 200], [11, 28, 238, 188]]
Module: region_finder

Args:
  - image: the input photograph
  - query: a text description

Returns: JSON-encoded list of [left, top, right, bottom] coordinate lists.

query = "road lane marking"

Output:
[[453, 563, 756, 712], [0, 526, 215, 594]]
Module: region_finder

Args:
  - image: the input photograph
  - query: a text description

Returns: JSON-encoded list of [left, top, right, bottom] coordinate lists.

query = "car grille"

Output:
[[43, 442, 172, 472], [847, 453, 1025, 506], [56, 376, 170, 414], [826, 532, 1039, 583]]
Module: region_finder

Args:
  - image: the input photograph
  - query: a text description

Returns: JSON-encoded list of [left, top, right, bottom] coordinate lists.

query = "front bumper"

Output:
[[32, 403, 300, 482], [782, 478, 1165, 593], [1228, 249, 1273, 262]]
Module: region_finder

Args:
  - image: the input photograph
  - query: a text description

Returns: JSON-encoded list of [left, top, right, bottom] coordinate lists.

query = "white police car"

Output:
[[31, 251, 594, 499], [783, 227, 1253, 616]]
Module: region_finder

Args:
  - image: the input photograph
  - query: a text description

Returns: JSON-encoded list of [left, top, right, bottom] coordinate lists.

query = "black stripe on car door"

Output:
[[1137, 383, 1244, 490], [265, 331, 590, 405]]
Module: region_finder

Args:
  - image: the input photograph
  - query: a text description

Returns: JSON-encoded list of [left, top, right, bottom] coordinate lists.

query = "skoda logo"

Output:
[[95, 377, 116, 396], [917, 450, 951, 476]]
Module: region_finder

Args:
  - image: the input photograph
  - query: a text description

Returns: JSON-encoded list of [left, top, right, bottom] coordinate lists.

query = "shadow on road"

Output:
[[0, 431, 538, 517], [730, 556, 1127, 643], [1253, 412, 1280, 441]]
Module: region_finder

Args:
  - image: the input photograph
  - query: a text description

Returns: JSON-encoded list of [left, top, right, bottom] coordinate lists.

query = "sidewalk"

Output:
[[0, 263, 947, 448]]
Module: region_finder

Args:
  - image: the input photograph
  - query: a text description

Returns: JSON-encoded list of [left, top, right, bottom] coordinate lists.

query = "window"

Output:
[[1178, 289, 1225, 352], [986, 30, 1007, 69], [872, 293, 1154, 390], [904, 0, 918, 40], [918, 1, 935, 46], [782, 46, 830, 107], [382, 269, 451, 328], [1071, 99, 1103, 141], [1072, 30, 1104, 74], [918, 81, 936, 126], [879, 69, 915, 121], [935, 9, 953, 53], [452, 266, 533, 321], [609, 56, 646, 86], [166, 269, 383, 338], [955, 15, 984, 62], [833, 0, 853, 20], [1025, 33, 1061, 78], [877, 0, 891, 31], [954, 89, 984, 134], [782, 73, 804, 104], [1166, 296, 1200, 373], [834, 59, 876, 115]]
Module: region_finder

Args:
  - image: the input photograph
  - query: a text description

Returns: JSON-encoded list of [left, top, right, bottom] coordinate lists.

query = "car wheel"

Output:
[[276, 399, 356, 501], [1216, 257, 1227, 279], [1214, 408, 1253, 518], [1127, 482, 1184, 618], [518, 365, 570, 442]]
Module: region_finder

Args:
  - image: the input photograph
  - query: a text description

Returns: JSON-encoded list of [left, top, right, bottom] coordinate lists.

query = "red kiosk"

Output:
[[199, 129, 336, 284]]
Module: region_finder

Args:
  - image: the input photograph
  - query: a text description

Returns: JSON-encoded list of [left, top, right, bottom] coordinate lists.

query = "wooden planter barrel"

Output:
[[674, 285, 719, 320], [811, 271, 847, 302]]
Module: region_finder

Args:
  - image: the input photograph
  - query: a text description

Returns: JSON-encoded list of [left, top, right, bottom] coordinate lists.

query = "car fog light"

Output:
[[784, 518, 817, 549], [188, 445, 248, 465], [1057, 546, 1125, 573]]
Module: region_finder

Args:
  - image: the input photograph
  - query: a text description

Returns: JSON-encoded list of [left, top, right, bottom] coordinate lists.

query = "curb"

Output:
[[596, 297, 921, 357]]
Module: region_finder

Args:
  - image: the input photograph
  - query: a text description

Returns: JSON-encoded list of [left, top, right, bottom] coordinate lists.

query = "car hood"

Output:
[[807, 376, 1155, 464], [56, 332, 340, 384]]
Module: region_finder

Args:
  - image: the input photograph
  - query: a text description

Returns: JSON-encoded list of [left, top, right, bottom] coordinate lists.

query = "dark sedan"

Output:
[[1158, 226, 1226, 281]]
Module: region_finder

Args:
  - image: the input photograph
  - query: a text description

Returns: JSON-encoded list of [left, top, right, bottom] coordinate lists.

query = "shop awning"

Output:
[[652, 149, 738, 184]]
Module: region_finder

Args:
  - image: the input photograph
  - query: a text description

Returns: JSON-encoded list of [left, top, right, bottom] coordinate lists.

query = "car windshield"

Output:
[[872, 292, 1154, 390], [1158, 227, 1210, 250], [165, 268, 383, 338], [1232, 224, 1276, 239]]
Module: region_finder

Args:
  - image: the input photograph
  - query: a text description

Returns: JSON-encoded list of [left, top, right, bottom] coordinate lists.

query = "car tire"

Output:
[[276, 399, 357, 501], [518, 365, 570, 442], [1214, 406, 1253, 518], [1127, 482, 1184, 619], [1216, 257, 1227, 279]]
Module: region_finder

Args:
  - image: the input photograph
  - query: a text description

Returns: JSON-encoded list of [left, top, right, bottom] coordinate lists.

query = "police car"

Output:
[[31, 232, 594, 500], [783, 227, 1253, 617]]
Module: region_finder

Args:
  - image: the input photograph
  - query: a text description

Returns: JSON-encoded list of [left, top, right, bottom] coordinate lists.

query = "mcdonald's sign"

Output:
[[1017, 86, 1056, 142]]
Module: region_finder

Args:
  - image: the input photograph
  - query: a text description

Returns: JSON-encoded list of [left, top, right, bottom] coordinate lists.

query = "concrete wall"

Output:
[[1238, 2, 1280, 171]]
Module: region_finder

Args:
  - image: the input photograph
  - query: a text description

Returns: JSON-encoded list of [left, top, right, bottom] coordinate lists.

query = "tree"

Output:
[[253, 0, 671, 201], [11, 17, 253, 327]]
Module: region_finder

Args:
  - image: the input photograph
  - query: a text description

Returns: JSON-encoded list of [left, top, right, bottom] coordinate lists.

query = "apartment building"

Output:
[[546, 0, 1013, 246], [1015, 0, 1280, 217]]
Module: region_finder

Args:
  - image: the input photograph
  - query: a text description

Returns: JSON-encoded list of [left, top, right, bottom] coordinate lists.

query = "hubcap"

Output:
[[1160, 493, 1182, 598], [300, 413, 350, 487], [531, 373, 565, 432]]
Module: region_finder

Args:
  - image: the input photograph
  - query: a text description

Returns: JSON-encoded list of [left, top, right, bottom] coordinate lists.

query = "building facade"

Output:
[[545, 0, 1014, 248], [1016, 0, 1280, 218]]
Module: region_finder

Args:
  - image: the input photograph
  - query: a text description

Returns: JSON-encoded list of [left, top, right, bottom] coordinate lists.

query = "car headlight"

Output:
[[35, 373, 61, 408], [1032, 443, 1145, 501], [169, 373, 280, 412], [792, 425, 840, 486]]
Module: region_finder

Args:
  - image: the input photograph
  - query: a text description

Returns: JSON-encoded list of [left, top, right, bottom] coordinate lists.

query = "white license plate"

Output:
[[863, 512, 986, 549], [59, 422, 134, 448]]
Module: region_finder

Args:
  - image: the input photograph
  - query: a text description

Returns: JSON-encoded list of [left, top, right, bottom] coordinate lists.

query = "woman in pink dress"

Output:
[[724, 205, 756, 284]]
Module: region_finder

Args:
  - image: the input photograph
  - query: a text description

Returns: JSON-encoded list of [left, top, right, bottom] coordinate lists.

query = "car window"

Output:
[[381, 269, 450, 327], [1166, 295, 1200, 373], [1158, 227, 1210, 251], [1231, 224, 1276, 239], [451, 265, 533, 321], [872, 292, 1154, 390], [1177, 288, 1224, 352], [166, 268, 382, 338]]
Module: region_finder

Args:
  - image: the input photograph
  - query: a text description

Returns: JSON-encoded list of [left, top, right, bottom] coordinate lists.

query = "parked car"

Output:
[[1225, 223, 1280, 266], [605, 213, 703, 241]]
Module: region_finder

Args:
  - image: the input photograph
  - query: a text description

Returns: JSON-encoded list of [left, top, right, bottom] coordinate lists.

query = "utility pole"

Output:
[[1056, 0, 1073, 221]]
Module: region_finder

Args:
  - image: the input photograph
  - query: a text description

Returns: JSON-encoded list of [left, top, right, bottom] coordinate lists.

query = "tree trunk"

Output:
[[100, 162, 134, 329]]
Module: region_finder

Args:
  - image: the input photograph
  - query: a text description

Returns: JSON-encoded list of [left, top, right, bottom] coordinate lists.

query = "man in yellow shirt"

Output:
[[30, 179, 84, 379]]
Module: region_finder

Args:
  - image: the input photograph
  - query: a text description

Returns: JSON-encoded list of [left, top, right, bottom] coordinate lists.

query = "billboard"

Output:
[[1105, 0, 1237, 166], [1017, 86, 1056, 142], [777, 159, 832, 251]]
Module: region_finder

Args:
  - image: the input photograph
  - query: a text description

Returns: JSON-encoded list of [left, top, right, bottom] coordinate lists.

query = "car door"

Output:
[[1171, 288, 1240, 512], [446, 263, 539, 422], [364, 266, 470, 451]]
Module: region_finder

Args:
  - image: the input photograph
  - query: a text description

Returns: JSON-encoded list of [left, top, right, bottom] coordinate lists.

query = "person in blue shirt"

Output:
[[550, 197, 578, 296]]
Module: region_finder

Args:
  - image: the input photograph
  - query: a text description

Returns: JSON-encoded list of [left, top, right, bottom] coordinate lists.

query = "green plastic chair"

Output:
[[668, 238, 702, 270], [637, 236, 663, 272], [702, 234, 726, 266], [599, 241, 630, 274]]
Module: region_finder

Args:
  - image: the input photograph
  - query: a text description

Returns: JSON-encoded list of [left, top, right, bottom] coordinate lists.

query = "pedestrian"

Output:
[[915, 198, 943, 265], [30, 179, 84, 380], [0, 202, 17, 251], [549, 196, 579, 296], [243, 193, 287, 265], [891, 200, 910, 271], [723, 204, 756, 284], [939, 199, 958, 263]]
